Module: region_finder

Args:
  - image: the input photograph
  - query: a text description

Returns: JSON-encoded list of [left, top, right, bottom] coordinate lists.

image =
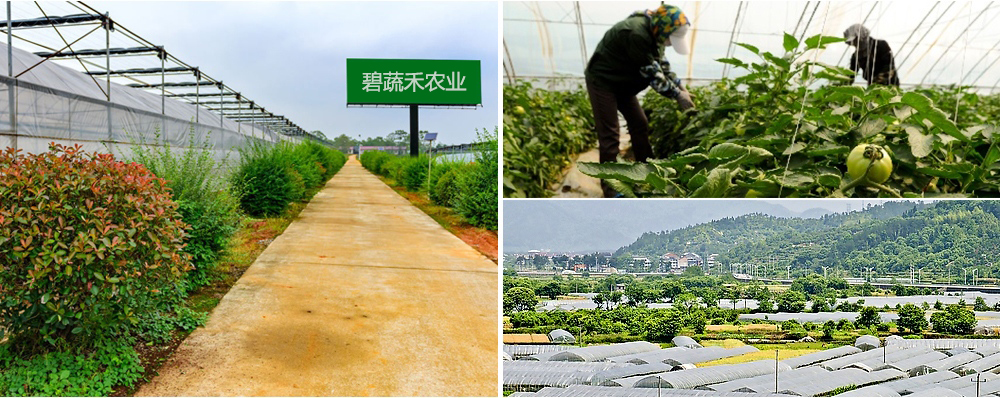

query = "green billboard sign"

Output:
[[346, 58, 482, 106]]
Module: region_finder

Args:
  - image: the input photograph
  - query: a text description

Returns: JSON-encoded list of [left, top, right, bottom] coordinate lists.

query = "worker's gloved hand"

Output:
[[676, 88, 695, 111]]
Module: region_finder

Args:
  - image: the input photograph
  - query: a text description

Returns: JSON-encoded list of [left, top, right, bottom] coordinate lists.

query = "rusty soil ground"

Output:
[[136, 157, 499, 396]]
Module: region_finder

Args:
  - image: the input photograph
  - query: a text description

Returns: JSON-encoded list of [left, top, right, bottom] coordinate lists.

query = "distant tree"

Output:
[[689, 310, 707, 334], [791, 274, 828, 295], [931, 305, 977, 335], [934, 300, 944, 310], [330, 133, 356, 152], [503, 287, 538, 314], [757, 297, 774, 313], [860, 282, 875, 296], [897, 303, 928, 334], [532, 255, 548, 268], [776, 290, 807, 313], [811, 296, 830, 313], [682, 266, 704, 277], [608, 291, 624, 308], [975, 296, 990, 311], [658, 280, 686, 301], [922, 301, 930, 310], [625, 284, 655, 307], [856, 306, 881, 329], [646, 309, 684, 341], [593, 292, 606, 310], [674, 293, 699, 312], [537, 282, 564, 300]]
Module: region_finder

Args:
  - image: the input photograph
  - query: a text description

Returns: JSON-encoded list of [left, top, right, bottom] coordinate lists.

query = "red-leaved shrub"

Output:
[[0, 144, 191, 346]]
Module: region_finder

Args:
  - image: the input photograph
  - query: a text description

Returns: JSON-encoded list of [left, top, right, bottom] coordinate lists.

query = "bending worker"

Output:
[[844, 24, 899, 86], [584, 3, 696, 198]]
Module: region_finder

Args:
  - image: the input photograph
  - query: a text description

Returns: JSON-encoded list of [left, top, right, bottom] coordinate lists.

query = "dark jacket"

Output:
[[849, 38, 899, 86], [584, 15, 663, 95]]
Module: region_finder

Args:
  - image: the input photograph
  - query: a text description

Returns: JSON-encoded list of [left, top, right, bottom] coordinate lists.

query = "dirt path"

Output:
[[137, 157, 498, 396]]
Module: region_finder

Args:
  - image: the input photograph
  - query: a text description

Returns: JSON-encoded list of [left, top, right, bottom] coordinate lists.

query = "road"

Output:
[[138, 156, 498, 396]]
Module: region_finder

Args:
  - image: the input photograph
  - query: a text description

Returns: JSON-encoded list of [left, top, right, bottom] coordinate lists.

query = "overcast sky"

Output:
[[88, 1, 499, 145]]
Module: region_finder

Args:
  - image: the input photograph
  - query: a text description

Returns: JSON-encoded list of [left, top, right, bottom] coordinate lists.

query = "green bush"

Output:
[[123, 130, 241, 291], [360, 150, 393, 173], [455, 128, 498, 230], [0, 144, 191, 347], [290, 144, 323, 189], [432, 167, 465, 207], [400, 155, 430, 191], [231, 141, 299, 217], [0, 338, 144, 396]]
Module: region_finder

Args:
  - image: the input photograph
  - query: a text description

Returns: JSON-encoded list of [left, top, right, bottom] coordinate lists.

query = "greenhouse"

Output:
[[950, 351, 1000, 375], [548, 329, 577, 343], [872, 350, 948, 374], [878, 370, 960, 394], [931, 370, 998, 390], [954, 378, 1000, 396], [911, 352, 981, 376], [513, 385, 787, 397], [505, 344, 576, 360], [843, 347, 932, 372], [585, 363, 676, 386], [703, 366, 825, 393], [776, 368, 905, 396], [0, 2, 313, 164], [548, 341, 660, 362], [503, 1, 1000, 198], [906, 387, 963, 397], [608, 346, 692, 364], [779, 345, 860, 369], [672, 336, 703, 349], [632, 360, 790, 389], [854, 334, 882, 351], [815, 345, 905, 370], [835, 384, 900, 397]]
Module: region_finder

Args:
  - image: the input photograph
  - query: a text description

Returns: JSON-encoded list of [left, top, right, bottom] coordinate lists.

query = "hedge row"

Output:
[[359, 128, 497, 230], [232, 140, 347, 217]]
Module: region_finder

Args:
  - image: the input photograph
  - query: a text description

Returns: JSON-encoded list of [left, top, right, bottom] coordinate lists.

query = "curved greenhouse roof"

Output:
[[672, 336, 702, 349], [505, 1, 1000, 91], [608, 346, 691, 364], [633, 360, 790, 389], [906, 387, 963, 397], [932, 371, 998, 390], [548, 329, 576, 343], [585, 363, 675, 386], [524, 385, 788, 397], [885, 338, 1000, 351], [705, 365, 825, 393], [780, 345, 860, 369], [549, 341, 660, 362], [835, 384, 900, 397], [871, 349, 945, 373], [878, 370, 959, 394], [917, 352, 981, 375], [951, 351, 1000, 375], [777, 368, 905, 396], [505, 344, 576, 359], [855, 335, 881, 351]]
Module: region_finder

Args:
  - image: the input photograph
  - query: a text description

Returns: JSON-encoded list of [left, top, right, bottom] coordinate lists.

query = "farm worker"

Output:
[[584, 3, 695, 198], [843, 24, 899, 87]]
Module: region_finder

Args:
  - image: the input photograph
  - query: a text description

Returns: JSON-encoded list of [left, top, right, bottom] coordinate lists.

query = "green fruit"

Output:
[[847, 144, 892, 183], [514, 106, 526, 115]]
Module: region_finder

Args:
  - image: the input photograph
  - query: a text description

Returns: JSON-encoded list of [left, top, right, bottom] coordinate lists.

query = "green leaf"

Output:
[[716, 58, 748, 69], [735, 42, 760, 55], [777, 172, 815, 188], [816, 173, 842, 188], [763, 52, 791, 70], [41, 293, 50, 304], [983, 142, 1000, 168], [782, 142, 807, 156], [708, 143, 749, 159], [577, 162, 656, 183], [906, 126, 935, 158], [604, 179, 637, 198], [783, 32, 799, 52], [71, 327, 82, 334], [94, 272, 104, 281], [806, 143, 850, 157], [107, 277, 120, 284], [804, 34, 845, 50], [691, 167, 737, 197], [859, 118, 887, 138], [900, 92, 966, 141]]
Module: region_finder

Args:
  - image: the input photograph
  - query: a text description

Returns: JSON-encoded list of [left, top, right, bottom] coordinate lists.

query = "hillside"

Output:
[[613, 201, 1000, 277]]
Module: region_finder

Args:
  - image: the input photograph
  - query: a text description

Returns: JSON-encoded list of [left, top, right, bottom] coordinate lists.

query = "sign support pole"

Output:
[[409, 105, 418, 157]]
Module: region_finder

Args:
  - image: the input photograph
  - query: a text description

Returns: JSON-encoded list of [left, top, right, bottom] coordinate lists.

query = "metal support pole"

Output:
[[219, 83, 224, 129], [194, 68, 199, 123], [409, 105, 418, 157], [7, 1, 15, 153], [160, 47, 165, 115], [774, 350, 779, 394], [105, 13, 111, 140]]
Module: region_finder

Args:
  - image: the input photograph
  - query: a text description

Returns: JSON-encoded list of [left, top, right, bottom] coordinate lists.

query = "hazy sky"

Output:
[[88, 1, 500, 145]]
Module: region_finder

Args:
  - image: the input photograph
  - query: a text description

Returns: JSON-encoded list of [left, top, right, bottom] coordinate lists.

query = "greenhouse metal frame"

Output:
[[878, 370, 960, 394], [548, 341, 660, 362], [0, 1, 321, 161], [633, 360, 791, 389]]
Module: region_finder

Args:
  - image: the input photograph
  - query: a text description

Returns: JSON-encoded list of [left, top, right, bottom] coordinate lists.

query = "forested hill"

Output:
[[614, 201, 1000, 275]]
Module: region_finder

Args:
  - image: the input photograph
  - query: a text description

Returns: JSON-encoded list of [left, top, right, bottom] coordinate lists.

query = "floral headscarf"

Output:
[[632, 3, 689, 44]]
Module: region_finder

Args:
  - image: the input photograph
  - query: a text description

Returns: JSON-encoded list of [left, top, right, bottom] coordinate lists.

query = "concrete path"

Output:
[[138, 157, 498, 396]]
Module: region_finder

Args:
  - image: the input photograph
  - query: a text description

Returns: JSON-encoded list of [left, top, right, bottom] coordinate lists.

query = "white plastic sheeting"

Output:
[[0, 42, 294, 162], [633, 360, 790, 389], [505, 344, 576, 360], [673, 336, 702, 349], [504, 1, 1000, 91], [906, 387, 963, 397], [854, 335, 881, 351], [913, 352, 981, 376], [834, 384, 900, 397], [549, 341, 660, 362], [878, 370, 960, 394], [520, 385, 788, 397], [705, 366, 825, 393], [780, 345, 861, 369], [608, 346, 691, 364], [548, 329, 577, 343], [932, 371, 998, 390], [777, 368, 905, 396], [951, 352, 1000, 375]]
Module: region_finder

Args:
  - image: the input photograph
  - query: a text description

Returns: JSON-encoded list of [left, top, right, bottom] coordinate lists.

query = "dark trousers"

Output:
[[586, 80, 652, 197]]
